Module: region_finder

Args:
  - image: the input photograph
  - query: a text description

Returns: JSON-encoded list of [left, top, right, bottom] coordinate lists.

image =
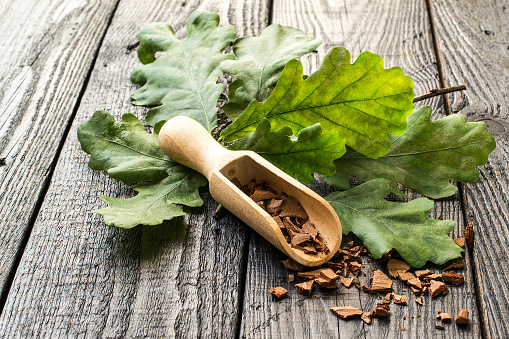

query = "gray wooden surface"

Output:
[[0, 0, 506, 338], [430, 0, 509, 337], [0, 0, 119, 302]]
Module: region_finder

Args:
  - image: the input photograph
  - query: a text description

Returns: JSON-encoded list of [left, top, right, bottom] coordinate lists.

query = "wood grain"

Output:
[[0, 0, 120, 301], [0, 0, 269, 337], [239, 0, 481, 338], [430, 0, 509, 337]]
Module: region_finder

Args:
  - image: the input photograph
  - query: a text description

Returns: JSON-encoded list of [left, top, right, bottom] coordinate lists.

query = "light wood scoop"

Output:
[[158, 116, 342, 266]]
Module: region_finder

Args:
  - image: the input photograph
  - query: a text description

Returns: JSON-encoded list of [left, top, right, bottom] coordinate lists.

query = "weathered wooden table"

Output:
[[0, 0, 507, 337]]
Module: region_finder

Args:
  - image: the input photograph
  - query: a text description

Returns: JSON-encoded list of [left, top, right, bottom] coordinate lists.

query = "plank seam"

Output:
[[235, 230, 251, 339], [425, 1, 489, 337], [424, 0, 452, 116], [0, 0, 122, 319], [458, 182, 491, 339], [267, 0, 274, 25]]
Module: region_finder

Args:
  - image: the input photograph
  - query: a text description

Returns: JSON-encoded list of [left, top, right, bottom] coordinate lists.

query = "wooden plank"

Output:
[[0, 0, 120, 300], [0, 0, 269, 337], [429, 0, 509, 337], [240, 0, 481, 337]]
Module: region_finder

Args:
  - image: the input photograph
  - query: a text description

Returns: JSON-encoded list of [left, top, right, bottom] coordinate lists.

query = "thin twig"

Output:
[[425, 0, 452, 115], [413, 85, 467, 103]]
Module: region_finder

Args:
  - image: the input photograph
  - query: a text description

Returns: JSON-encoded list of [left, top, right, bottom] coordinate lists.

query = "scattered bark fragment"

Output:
[[425, 273, 442, 281], [288, 273, 295, 282], [361, 312, 372, 324], [370, 270, 393, 292], [440, 313, 453, 323], [297, 269, 324, 280], [340, 276, 354, 288], [315, 277, 337, 289], [454, 237, 465, 248], [387, 259, 411, 278], [429, 280, 448, 297], [455, 309, 469, 325], [398, 272, 416, 282], [320, 268, 340, 281], [330, 306, 363, 319], [326, 262, 344, 270], [435, 325, 445, 330], [269, 286, 288, 299], [443, 259, 465, 271], [349, 262, 362, 276], [415, 269, 433, 278], [295, 280, 314, 296], [282, 259, 305, 272], [407, 277, 423, 291], [371, 303, 390, 318], [442, 272, 464, 285], [383, 293, 392, 304], [393, 294, 407, 304], [465, 224, 474, 250]]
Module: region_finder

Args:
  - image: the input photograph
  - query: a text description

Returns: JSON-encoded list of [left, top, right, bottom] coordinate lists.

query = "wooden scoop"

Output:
[[158, 116, 342, 266]]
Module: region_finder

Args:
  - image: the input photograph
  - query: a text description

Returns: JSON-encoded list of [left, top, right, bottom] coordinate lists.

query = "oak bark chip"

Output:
[[429, 280, 448, 297], [269, 287, 288, 299], [387, 259, 411, 278], [158, 116, 342, 266], [330, 306, 363, 319], [370, 270, 393, 292], [456, 309, 469, 325]]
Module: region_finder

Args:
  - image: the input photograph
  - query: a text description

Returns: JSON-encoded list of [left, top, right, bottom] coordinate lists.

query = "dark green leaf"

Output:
[[77, 110, 172, 184], [220, 47, 414, 158], [229, 120, 346, 183], [131, 10, 236, 132], [95, 166, 207, 228], [324, 106, 497, 198], [325, 178, 463, 267]]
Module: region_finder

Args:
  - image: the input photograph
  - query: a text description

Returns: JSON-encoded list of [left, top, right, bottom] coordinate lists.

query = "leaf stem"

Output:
[[413, 85, 467, 103]]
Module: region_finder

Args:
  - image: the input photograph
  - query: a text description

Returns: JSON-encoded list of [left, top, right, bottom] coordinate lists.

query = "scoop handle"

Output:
[[158, 116, 228, 179]]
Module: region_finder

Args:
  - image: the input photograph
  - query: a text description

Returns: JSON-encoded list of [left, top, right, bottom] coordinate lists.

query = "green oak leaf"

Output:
[[220, 24, 322, 102], [131, 10, 236, 132], [95, 166, 207, 229], [228, 119, 346, 183], [325, 178, 463, 267], [77, 110, 173, 184], [220, 47, 414, 158], [324, 106, 497, 198]]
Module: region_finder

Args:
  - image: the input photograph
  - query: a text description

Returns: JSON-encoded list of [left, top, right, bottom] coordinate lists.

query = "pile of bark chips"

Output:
[[270, 239, 471, 329], [231, 177, 471, 330], [232, 179, 328, 254]]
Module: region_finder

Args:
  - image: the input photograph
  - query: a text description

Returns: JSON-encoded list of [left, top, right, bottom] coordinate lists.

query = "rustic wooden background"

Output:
[[0, 0, 507, 337]]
